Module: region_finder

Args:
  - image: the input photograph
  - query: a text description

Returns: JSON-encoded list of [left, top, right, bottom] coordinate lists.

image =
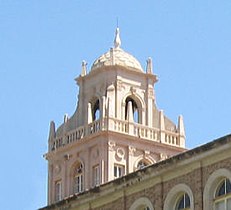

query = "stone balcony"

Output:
[[51, 117, 185, 151]]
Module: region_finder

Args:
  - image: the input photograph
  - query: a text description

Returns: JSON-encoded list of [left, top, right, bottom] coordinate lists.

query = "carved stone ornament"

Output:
[[116, 79, 122, 90], [54, 164, 61, 174], [144, 150, 150, 158], [130, 86, 136, 94], [107, 83, 115, 91], [129, 146, 136, 155], [159, 153, 168, 160], [148, 88, 154, 97], [116, 147, 125, 159], [108, 141, 116, 151]]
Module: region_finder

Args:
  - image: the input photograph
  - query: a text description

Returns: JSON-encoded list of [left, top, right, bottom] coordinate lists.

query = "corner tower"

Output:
[[45, 28, 186, 205]]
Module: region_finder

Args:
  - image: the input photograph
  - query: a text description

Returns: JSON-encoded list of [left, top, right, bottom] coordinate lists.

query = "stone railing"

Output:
[[164, 130, 180, 146], [108, 117, 159, 141], [52, 117, 182, 150]]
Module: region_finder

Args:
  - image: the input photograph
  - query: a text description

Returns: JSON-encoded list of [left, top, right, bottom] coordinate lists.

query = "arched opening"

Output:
[[175, 193, 190, 210], [54, 180, 62, 202], [164, 183, 194, 210], [92, 99, 100, 121], [137, 159, 151, 170], [203, 168, 231, 210], [214, 178, 231, 210], [125, 96, 141, 123], [129, 197, 154, 210], [72, 162, 84, 194]]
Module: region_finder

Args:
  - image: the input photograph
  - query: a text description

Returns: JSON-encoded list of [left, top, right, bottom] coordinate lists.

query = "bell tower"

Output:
[[45, 28, 186, 205]]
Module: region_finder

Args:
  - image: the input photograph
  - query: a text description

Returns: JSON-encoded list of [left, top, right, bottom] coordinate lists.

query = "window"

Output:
[[137, 159, 150, 170], [73, 163, 83, 193], [55, 180, 62, 202], [93, 165, 100, 186], [214, 178, 231, 210], [164, 183, 194, 210], [114, 164, 124, 179], [137, 206, 151, 210], [93, 99, 100, 121], [203, 168, 231, 210], [176, 193, 190, 210], [125, 96, 140, 123], [144, 207, 151, 210], [129, 197, 154, 210]]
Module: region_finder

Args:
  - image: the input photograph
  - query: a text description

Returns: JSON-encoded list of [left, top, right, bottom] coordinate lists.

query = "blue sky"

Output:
[[1, 1, 231, 209]]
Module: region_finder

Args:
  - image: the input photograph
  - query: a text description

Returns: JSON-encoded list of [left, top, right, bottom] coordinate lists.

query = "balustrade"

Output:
[[51, 117, 181, 150]]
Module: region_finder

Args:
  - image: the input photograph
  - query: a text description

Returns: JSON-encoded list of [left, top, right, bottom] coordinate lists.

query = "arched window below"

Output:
[[175, 193, 190, 210], [73, 162, 84, 194], [164, 183, 194, 210], [54, 180, 62, 202], [214, 178, 231, 210], [136, 205, 151, 210], [129, 197, 154, 210], [137, 159, 151, 170]]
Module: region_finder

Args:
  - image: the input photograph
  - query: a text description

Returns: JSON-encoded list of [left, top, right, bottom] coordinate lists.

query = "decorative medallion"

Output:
[[116, 147, 125, 159]]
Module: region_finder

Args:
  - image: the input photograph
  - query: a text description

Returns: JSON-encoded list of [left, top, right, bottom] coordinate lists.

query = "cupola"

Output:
[[91, 28, 143, 72]]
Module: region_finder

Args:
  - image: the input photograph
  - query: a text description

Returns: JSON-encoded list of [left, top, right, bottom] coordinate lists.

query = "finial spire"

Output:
[[146, 57, 153, 74], [81, 60, 87, 76], [114, 27, 121, 48]]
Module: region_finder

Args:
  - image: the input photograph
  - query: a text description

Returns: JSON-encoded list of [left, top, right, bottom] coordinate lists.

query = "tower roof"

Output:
[[91, 28, 143, 72]]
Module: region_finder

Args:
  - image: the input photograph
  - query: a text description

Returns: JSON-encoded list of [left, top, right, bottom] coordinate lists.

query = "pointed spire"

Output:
[[146, 57, 153, 74], [114, 27, 121, 48], [48, 121, 56, 151], [159, 110, 165, 143], [178, 115, 186, 147], [177, 115, 185, 136], [64, 114, 68, 123], [48, 121, 56, 140], [81, 60, 87, 76]]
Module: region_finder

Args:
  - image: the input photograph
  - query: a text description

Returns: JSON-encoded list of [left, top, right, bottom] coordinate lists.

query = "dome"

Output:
[[91, 28, 143, 72], [91, 47, 143, 72]]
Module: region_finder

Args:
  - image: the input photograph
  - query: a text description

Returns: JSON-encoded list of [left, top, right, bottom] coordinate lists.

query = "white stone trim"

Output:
[[163, 183, 194, 210], [129, 197, 154, 210], [203, 168, 231, 210]]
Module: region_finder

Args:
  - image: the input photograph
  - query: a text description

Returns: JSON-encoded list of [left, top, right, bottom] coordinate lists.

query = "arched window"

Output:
[[214, 178, 231, 210], [92, 99, 100, 121], [136, 206, 151, 210], [125, 96, 140, 123], [203, 168, 231, 210], [129, 197, 154, 210], [73, 162, 84, 194], [175, 193, 190, 210], [164, 184, 194, 210], [54, 180, 62, 202], [137, 159, 151, 170]]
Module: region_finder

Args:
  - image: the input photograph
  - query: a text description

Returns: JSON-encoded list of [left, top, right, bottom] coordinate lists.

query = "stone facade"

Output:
[[41, 28, 231, 210], [43, 27, 187, 206], [40, 135, 231, 210]]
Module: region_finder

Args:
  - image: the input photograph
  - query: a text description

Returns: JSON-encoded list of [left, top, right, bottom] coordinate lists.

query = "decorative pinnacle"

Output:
[[114, 27, 121, 48], [146, 57, 153, 74], [81, 60, 87, 76]]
